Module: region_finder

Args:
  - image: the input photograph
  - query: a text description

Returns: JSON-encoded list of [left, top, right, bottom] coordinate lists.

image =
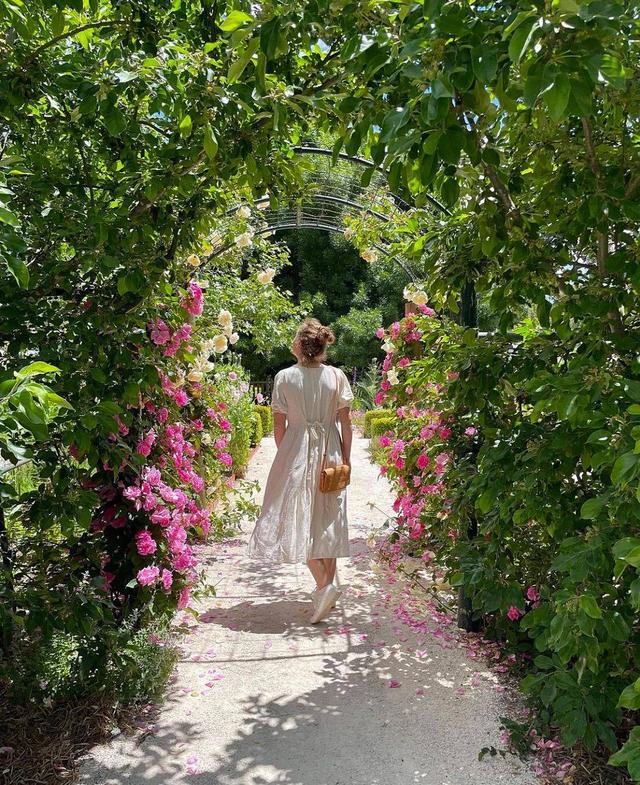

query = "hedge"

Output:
[[254, 404, 273, 436], [363, 408, 394, 437], [370, 416, 396, 439], [251, 411, 263, 447]]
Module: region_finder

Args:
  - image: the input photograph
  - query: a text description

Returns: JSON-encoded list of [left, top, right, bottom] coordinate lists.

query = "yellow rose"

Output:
[[236, 205, 251, 219], [235, 231, 253, 248], [361, 248, 379, 264], [257, 267, 276, 285], [412, 290, 428, 306], [212, 334, 228, 353], [187, 254, 201, 267], [217, 309, 233, 329]]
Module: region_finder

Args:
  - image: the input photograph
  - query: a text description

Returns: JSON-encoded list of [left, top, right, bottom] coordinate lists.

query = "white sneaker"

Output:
[[310, 585, 342, 609], [310, 583, 339, 623]]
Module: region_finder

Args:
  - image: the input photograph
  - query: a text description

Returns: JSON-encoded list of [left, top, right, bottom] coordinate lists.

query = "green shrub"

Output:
[[363, 408, 394, 437], [251, 411, 263, 446], [370, 416, 395, 439], [254, 404, 273, 435]]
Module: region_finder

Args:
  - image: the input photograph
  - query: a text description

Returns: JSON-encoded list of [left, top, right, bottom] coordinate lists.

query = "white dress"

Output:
[[246, 363, 354, 564]]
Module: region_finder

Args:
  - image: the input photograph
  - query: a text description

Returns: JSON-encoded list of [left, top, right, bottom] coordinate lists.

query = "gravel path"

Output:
[[80, 435, 537, 785]]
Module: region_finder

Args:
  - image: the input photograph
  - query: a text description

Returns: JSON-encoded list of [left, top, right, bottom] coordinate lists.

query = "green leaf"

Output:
[[15, 362, 60, 380], [543, 74, 571, 122], [220, 10, 253, 32], [580, 496, 606, 520], [472, 47, 498, 83], [203, 124, 218, 160], [508, 21, 539, 65], [441, 178, 459, 207], [609, 727, 640, 779], [0, 206, 20, 227], [179, 114, 192, 138], [611, 451, 639, 486], [579, 595, 602, 619], [228, 38, 259, 83], [618, 680, 640, 710], [6, 257, 29, 288], [103, 104, 126, 136]]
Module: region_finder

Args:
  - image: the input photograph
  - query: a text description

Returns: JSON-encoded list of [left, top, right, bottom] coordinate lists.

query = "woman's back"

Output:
[[272, 363, 350, 427]]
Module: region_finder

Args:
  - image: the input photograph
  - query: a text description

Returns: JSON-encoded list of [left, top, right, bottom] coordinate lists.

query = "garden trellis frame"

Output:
[[208, 143, 450, 282]]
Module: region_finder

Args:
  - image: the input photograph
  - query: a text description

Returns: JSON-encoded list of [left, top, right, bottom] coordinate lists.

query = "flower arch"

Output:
[[206, 143, 450, 284]]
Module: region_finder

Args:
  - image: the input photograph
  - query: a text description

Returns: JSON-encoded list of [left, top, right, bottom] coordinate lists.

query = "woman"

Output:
[[247, 318, 354, 624]]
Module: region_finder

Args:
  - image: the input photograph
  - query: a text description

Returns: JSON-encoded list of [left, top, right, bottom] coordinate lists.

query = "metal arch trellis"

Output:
[[208, 143, 450, 282]]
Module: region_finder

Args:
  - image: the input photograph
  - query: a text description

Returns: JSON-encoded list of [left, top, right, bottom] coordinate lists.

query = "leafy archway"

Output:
[[1, 1, 639, 779]]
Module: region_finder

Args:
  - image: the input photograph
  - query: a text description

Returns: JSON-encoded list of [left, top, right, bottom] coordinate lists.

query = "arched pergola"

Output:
[[209, 143, 450, 281]]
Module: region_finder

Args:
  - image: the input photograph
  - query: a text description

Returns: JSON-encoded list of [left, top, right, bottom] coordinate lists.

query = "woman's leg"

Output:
[[306, 558, 329, 590], [321, 557, 337, 585]]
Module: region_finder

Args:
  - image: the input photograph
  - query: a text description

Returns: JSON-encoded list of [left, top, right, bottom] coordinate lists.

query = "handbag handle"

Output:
[[321, 366, 343, 466]]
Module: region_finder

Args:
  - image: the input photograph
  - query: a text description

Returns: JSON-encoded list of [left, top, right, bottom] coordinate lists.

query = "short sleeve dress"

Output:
[[246, 363, 354, 563]]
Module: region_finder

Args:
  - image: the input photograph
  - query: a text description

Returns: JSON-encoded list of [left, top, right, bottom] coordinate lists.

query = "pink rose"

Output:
[[416, 453, 429, 470], [507, 606, 522, 621], [174, 389, 189, 407], [136, 530, 157, 556], [526, 586, 540, 603], [465, 426, 477, 436], [161, 569, 173, 591], [375, 327, 385, 339], [177, 587, 190, 609], [137, 566, 160, 587]]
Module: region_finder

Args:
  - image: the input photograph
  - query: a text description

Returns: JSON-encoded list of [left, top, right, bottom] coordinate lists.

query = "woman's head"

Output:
[[291, 318, 335, 365]]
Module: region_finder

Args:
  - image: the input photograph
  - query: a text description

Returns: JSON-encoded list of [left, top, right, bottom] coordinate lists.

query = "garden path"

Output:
[[80, 435, 537, 785]]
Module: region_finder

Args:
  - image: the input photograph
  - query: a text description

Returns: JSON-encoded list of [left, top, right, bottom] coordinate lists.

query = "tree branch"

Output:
[[21, 20, 127, 68], [625, 173, 640, 199], [483, 163, 522, 226]]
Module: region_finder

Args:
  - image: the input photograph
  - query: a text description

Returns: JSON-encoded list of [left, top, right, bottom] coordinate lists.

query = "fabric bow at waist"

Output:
[[306, 420, 328, 440]]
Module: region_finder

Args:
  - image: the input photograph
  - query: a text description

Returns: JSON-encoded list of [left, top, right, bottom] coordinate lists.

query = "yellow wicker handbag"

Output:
[[319, 367, 351, 493]]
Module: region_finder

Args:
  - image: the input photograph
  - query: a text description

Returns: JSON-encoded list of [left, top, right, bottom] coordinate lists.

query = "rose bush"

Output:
[[372, 301, 640, 776]]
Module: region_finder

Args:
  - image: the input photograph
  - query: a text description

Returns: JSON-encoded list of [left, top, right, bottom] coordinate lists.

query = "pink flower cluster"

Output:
[[180, 281, 204, 317], [125, 463, 208, 589], [148, 319, 193, 358]]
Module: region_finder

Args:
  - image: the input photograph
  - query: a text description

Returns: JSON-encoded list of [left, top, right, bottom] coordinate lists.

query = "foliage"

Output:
[[251, 410, 263, 447], [211, 364, 254, 478], [372, 304, 640, 776], [363, 408, 394, 438], [370, 416, 395, 440], [352, 359, 382, 412], [254, 404, 273, 436]]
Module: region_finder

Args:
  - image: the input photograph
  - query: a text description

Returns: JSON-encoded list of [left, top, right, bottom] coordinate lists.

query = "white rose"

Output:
[[223, 323, 234, 337], [229, 332, 239, 345], [343, 226, 355, 240], [236, 205, 251, 219], [361, 248, 379, 264], [387, 369, 399, 385], [217, 309, 233, 329], [235, 232, 253, 249], [382, 340, 396, 353], [412, 290, 428, 306], [187, 253, 201, 267], [257, 267, 276, 285], [257, 199, 269, 211], [212, 334, 228, 353], [187, 369, 204, 383], [403, 286, 412, 301], [194, 278, 209, 289]]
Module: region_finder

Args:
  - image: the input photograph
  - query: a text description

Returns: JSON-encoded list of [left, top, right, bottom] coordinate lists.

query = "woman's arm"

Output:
[[273, 412, 287, 448], [337, 407, 352, 465]]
